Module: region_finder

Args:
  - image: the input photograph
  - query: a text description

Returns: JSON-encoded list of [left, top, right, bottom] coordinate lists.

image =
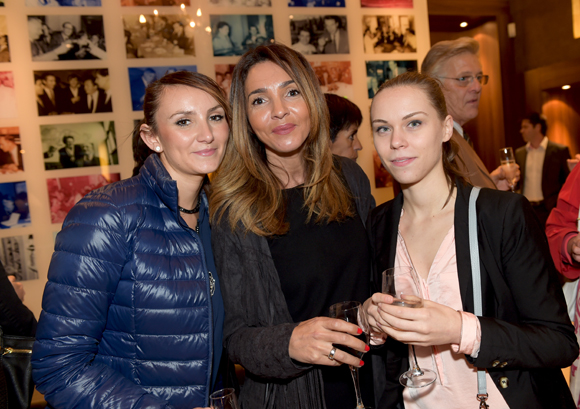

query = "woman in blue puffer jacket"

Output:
[[32, 71, 230, 408]]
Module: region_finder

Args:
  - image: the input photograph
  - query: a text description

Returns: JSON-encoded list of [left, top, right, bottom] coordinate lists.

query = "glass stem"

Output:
[[349, 365, 365, 409], [411, 346, 424, 376]]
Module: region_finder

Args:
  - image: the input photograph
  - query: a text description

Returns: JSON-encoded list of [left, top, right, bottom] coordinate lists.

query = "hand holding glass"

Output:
[[499, 147, 517, 192], [329, 301, 371, 409], [382, 266, 437, 388], [210, 388, 239, 409]]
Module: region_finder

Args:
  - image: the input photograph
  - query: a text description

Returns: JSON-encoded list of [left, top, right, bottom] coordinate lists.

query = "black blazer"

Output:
[[368, 181, 577, 409], [515, 140, 571, 212]]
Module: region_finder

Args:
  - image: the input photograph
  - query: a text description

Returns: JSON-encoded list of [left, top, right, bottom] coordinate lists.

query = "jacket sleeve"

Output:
[[211, 220, 310, 380], [0, 262, 37, 337], [31, 194, 172, 409], [473, 192, 578, 369], [546, 164, 580, 279]]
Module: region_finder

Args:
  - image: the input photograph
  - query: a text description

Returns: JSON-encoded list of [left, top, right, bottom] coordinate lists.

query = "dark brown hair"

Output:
[[131, 71, 231, 176], [325, 93, 362, 142]]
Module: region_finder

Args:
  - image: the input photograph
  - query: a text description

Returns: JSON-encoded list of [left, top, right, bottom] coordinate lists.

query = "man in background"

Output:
[[421, 36, 515, 190], [317, 16, 349, 54], [292, 29, 316, 55], [516, 112, 571, 226], [94, 69, 112, 112]]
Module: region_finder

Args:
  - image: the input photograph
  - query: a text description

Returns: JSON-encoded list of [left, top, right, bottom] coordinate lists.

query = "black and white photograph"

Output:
[[0, 71, 17, 118], [290, 15, 349, 54], [210, 15, 274, 57], [0, 182, 30, 229], [41, 121, 118, 170], [34, 69, 112, 116], [288, 0, 344, 7], [366, 60, 417, 98], [362, 15, 416, 54], [129, 65, 196, 111], [210, 0, 270, 7], [0, 234, 38, 281], [215, 64, 235, 97], [28, 15, 106, 61], [0, 16, 10, 62], [26, 0, 101, 6], [310, 61, 353, 100], [121, 0, 190, 5], [0, 127, 24, 174], [123, 14, 195, 59]]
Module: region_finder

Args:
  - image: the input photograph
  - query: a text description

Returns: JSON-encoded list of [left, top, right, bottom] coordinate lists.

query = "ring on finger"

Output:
[[328, 347, 337, 361]]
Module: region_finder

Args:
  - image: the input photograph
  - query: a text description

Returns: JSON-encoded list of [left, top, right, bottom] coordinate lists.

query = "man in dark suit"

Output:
[[60, 74, 85, 114], [80, 77, 106, 114], [516, 112, 571, 226], [94, 69, 112, 112], [317, 16, 349, 54], [39, 74, 59, 116], [58, 135, 83, 168]]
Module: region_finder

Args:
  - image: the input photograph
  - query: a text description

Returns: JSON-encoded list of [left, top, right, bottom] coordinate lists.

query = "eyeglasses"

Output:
[[438, 74, 489, 87]]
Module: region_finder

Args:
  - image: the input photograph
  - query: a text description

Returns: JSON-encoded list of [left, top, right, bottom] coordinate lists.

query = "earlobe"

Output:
[[140, 124, 161, 152]]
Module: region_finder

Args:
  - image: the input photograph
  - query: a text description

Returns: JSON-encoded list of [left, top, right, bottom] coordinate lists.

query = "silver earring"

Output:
[[155, 146, 161, 152]]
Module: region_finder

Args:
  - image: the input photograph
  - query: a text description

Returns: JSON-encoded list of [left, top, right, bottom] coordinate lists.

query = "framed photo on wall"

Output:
[[41, 121, 118, 170], [214, 64, 235, 97], [0, 127, 24, 174], [309, 61, 354, 100], [366, 60, 417, 97], [0, 16, 10, 62], [128, 65, 197, 111], [28, 15, 106, 61], [288, 0, 344, 7], [210, 15, 274, 56], [362, 15, 416, 54], [26, 0, 102, 6], [373, 150, 392, 188], [121, 0, 190, 5], [210, 0, 271, 7], [290, 15, 349, 55], [0, 71, 17, 118], [47, 173, 121, 224], [123, 14, 195, 58], [0, 182, 30, 229], [361, 0, 412, 7], [34, 69, 112, 116], [0, 234, 38, 281]]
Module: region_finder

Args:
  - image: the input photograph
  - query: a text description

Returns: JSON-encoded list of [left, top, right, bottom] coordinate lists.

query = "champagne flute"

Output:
[[382, 266, 437, 388], [329, 300, 371, 409], [210, 388, 240, 409], [499, 147, 517, 192]]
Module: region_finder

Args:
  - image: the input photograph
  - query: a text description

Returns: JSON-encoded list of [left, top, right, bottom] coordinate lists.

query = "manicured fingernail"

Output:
[[359, 360, 365, 367], [357, 328, 363, 335], [365, 345, 370, 352]]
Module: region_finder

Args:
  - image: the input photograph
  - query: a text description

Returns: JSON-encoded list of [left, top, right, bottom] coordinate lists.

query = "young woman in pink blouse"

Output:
[[363, 71, 577, 409]]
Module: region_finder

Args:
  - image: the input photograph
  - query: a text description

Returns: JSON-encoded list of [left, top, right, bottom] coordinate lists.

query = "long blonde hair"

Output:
[[210, 43, 353, 236]]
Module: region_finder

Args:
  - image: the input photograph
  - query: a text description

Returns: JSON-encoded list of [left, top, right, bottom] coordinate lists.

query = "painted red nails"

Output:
[[359, 360, 365, 367], [357, 328, 363, 335], [365, 345, 370, 352]]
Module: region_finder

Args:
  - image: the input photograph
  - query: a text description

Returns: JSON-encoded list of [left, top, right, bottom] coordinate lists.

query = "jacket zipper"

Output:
[[2, 347, 32, 355]]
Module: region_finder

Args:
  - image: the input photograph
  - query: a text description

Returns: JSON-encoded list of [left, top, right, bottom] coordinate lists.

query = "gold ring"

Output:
[[328, 347, 337, 361]]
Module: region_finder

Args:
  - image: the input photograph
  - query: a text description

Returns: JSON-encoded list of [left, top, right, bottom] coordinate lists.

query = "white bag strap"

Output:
[[468, 187, 489, 408]]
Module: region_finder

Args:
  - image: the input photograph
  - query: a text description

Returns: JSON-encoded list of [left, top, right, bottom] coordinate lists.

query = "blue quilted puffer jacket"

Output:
[[32, 154, 224, 408]]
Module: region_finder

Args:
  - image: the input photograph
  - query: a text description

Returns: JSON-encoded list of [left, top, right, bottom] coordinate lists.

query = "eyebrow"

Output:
[[402, 111, 427, 120], [247, 79, 295, 99], [169, 105, 222, 119]]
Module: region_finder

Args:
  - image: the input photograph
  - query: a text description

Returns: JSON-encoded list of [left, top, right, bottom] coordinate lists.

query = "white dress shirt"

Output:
[[523, 136, 548, 202]]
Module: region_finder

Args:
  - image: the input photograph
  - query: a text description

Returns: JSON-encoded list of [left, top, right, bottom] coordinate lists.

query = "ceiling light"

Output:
[[562, 85, 571, 90], [460, 22, 468, 28]]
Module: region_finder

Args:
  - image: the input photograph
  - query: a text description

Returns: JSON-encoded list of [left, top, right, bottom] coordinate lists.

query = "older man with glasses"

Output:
[[421, 36, 516, 190]]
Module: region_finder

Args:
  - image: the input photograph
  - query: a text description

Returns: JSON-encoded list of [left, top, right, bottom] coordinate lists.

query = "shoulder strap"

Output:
[[468, 187, 489, 408]]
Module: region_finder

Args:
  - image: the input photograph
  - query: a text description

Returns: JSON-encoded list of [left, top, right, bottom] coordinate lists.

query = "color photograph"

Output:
[[0, 182, 30, 229], [290, 15, 349, 54], [0, 234, 38, 281], [366, 60, 417, 98], [0, 16, 10, 62], [121, 0, 190, 5], [210, 15, 274, 56], [26, 0, 102, 6], [28, 15, 106, 61], [373, 150, 392, 188], [41, 121, 118, 170], [0, 127, 24, 174], [0, 71, 17, 118], [310, 61, 353, 100], [124, 14, 194, 58], [361, 0, 412, 7], [129, 65, 196, 111], [34, 69, 112, 116], [210, 0, 270, 7], [47, 173, 121, 224], [288, 0, 344, 7], [214, 64, 235, 98], [362, 15, 416, 54]]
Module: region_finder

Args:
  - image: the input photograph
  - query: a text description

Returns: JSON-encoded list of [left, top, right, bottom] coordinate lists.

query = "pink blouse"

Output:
[[396, 225, 509, 408]]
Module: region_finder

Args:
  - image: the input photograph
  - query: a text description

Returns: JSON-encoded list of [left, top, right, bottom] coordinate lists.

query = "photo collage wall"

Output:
[[0, 0, 425, 283]]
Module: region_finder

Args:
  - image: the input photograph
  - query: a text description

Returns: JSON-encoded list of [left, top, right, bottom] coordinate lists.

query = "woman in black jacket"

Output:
[[363, 71, 577, 408]]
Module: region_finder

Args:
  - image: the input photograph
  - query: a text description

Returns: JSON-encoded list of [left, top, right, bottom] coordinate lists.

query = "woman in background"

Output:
[[210, 43, 375, 409], [212, 22, 235, 56], [32, 72, 229, 409], [364, 71, 577, 408], [325, 93, 363, 161]]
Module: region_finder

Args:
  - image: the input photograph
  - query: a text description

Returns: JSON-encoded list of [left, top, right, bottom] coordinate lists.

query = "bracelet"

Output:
[[457, 310, 464, 346]]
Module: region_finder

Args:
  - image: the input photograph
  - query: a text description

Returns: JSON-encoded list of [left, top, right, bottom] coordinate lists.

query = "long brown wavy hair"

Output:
[[210, 43, 354, 236]]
